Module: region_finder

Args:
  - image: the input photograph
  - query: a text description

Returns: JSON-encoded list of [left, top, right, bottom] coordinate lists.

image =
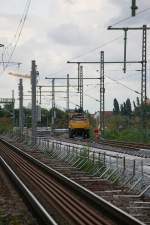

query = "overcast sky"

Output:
[[0, 0, 150, 112]]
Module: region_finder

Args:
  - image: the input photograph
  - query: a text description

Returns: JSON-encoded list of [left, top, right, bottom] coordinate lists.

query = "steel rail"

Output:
[[102, 139, 150, 150], [0, 138, 144, 225], [1, 146, 106, 225], [0, 156, 58, 225], [53, 136, 150, 157]]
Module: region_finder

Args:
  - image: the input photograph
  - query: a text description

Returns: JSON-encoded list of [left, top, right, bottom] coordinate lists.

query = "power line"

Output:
[[46, 64, 72, 77], [14, 0, 31, 39], [51, 73, 141, 105], [45, 36, 123, 77], [68, 36, 122, 61], [105, 74, 140, 94], [70, 80, 100, 103], [8, 0, 31, 62], [68, 7, 150, 61], [45, 7, 150, 77], [110, 7, 150, 27], [3, 0, 32, 70], [82, 76, 140, 103]]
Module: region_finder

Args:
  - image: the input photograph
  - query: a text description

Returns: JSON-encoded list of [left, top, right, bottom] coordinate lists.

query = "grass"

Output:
[[0, 212, 22, 225], [73, 147, 106, 174], [104, 128, 150, 144]]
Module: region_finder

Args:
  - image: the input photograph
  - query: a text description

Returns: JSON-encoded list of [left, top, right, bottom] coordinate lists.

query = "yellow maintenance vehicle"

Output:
[[68, 66, 90, 138], [68, 110, 90, 138]]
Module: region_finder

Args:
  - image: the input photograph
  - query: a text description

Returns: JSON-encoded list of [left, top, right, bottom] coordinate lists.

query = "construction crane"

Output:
[[8, 72, 31, 79]]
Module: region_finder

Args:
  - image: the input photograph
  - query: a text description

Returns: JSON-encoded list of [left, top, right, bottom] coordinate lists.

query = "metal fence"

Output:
[[3, 131, 150, 195]]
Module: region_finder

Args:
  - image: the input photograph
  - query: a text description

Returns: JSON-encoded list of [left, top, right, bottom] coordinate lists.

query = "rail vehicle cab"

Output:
[[68, 113, 90, 138]]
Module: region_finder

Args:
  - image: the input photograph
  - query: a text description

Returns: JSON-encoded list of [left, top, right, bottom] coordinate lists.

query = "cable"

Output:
[[68, 36, 122, 61], [9, 0, 31, 61], [110, 7, 150, 27], [70, 73, 141, 104], [84, 92, 100, 102], [70, 80, 100, 103], [69, 100, 80, 107], [69, 7, 150, 61], [46, 7, 150, 77], [105, 74, 140, 94], [14, 0, 30, 39], [3, 0, 32, 70], [47, 63, 72, 76], [45, 36, 123, 77], [42, 7, 150, 79]]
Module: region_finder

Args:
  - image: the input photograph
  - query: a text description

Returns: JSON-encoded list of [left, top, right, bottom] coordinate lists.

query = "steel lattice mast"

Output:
[[100, 51, 105, 136]]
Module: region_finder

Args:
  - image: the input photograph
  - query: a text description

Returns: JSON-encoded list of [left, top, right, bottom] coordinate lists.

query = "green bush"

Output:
[[0, 117, 13, 133], [104, 128, 150, 143]]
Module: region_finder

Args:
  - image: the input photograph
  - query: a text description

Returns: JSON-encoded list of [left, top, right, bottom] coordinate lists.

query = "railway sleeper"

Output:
[[132, 201, 150, 207], [3, 136, 150, 225]]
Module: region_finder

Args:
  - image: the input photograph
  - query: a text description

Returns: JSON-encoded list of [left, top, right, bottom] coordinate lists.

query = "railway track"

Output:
[[0, 162, 40, 225], [0, 137, 145, 225], [94, 139, 150, 158], [52, 136, 150, 158], [101, 139, 150, 150]]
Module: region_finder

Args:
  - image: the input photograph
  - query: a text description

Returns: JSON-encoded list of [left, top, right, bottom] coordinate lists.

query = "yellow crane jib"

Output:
[[8, 72, 31, 79]]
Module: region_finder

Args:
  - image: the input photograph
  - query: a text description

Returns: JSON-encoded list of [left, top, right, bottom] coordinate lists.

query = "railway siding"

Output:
[[0, 157, 40, 225], [0, 137, 146, 224], [43, 136, 150, 193], [1, 134, 150, 224]]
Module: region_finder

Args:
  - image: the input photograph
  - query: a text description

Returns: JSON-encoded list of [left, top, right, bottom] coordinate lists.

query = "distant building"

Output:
[[93, 111, 113, 120], [93, 111, 113, 128], [145, 99, 150, 105]]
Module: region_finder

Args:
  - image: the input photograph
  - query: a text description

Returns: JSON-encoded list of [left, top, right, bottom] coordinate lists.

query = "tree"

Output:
[[120, 102, 127, 115], [133, 100, 136, 111], [126, 98, 132, 117], [120, 98, 132, 116], [4, 103, 13, 113], [113, 98, 120, 114], [136, 97, 140, 106], [120, 104, 124, 115], [49, 107, 68, 128]]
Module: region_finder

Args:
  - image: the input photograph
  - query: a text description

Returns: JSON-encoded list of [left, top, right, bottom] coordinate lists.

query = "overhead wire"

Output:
[[45, 34, 123, 78], [70, 80, 100, 103], [110, 6, 150, 27], [37, 4, 150, 109], [54, 71, 140, 106], [68, 35, 122, 61], [67, 5, 150, 99], [14, 0, 30, 39], [8, 0, 31, 64], [2, 2, 148, 109], [45, 4, 150, 79], [2, 0, 32, 70], [105, 74, 140, 94]]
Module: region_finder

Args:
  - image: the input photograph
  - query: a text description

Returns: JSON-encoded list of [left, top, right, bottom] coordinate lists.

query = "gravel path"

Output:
[[0, 164, 40, 225]]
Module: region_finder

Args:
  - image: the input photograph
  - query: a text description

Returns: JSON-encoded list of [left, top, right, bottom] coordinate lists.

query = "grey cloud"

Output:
[[49, 23, 94, 46], [64, 0, 75, 4], [1, 0, 150, 111], [107, 0, 150, 27]]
